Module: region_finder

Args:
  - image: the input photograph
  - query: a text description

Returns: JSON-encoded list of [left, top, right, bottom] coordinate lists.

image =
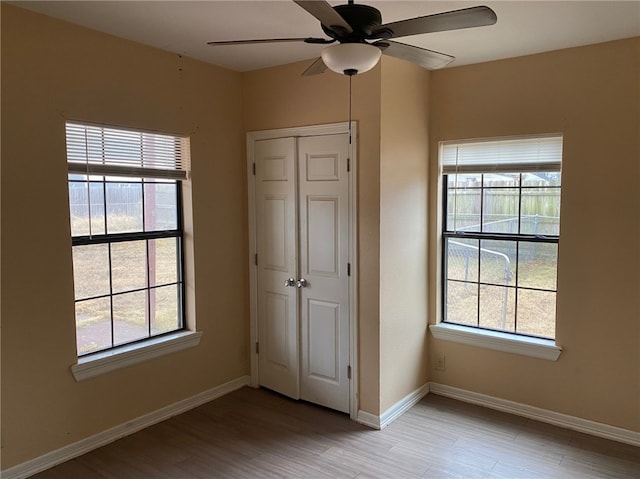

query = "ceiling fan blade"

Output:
[[375, 40, 455, 70], [302, 57, 328, 76], [207, 37, 331, 46], [293, 0, 353, 34], [373, 6, 496, 39]]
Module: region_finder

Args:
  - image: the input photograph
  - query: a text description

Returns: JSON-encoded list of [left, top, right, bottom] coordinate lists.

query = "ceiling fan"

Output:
[[207, 0, 497, 76]]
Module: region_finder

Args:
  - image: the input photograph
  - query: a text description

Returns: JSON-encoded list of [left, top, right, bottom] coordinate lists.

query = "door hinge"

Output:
[[252, 162, 256, 175], [255, 253, 258, 266], [347, 365, 352, 380], [255, 342, 259, 354], [347, 157, 350, 172], [347, 262, 351, 276]]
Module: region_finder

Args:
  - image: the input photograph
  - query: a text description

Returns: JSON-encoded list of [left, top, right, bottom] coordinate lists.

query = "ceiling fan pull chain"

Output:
[[348, 73, 353, 147]]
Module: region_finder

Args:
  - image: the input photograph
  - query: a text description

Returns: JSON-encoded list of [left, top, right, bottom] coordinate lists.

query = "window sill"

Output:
[[429, 323, 561, 361], [71, 331, 203, 381]]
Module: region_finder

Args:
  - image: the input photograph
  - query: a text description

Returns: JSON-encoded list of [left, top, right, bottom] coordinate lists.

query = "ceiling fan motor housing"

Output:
[[322, 4, 382, 42]]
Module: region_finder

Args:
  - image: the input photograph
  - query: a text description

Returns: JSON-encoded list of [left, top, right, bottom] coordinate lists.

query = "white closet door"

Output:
[[254, 138, 299, 399], [254, 133, 351, 413], [298, 134, 350, 413]]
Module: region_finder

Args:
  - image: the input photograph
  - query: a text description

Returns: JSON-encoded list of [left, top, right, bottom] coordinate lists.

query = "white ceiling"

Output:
[[11, 1, 640, 72]]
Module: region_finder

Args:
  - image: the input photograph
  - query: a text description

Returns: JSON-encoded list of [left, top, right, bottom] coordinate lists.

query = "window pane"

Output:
[[518, 243, 558, 290], [150, 285, 180, 335], [522, 171, 561, 187], [72, 244, 110, 300], [113, 291, 148, 346], [446, 280, 478, 327], [89, 182, 106, 235], [446, 174, 481, 232], [75, 297, 112, 355], [446, 237, 479, 282], [482, 188, 519, 234], [106, 181, 143, 234], [520, 187, 561, 235], [144, 181, 178, 231], [111, 241, 147, 293], [447, 173, 482, 188], [479, 285, 515, 332], [482, 173, 520, 188], [479, 240, 516, 286], [149, 238, 178, 287], [69, 180, 89, 236], [516, 289, 556, 338]]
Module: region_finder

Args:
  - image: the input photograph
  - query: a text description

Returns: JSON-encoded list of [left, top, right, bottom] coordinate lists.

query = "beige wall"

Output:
[[242, 57, 433, 416], [428, 37, 640, 431], [3, 2, 639, 470], [379, 56, 430, 411], [242, 62, 383, 415], [1, 5, 247, 467]]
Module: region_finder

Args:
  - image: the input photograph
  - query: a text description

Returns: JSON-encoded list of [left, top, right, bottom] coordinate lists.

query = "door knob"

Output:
[[296, 278, 308, 288], [284, 277, 296, 287]]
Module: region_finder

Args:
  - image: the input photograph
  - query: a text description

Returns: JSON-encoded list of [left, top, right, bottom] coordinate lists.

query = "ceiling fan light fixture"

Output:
[[321, 43, 381, 76]]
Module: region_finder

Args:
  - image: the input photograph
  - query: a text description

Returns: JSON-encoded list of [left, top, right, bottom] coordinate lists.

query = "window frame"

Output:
[[70, 175, 187, 356], [65, 121, 200, 376], [431, 135, 563, 361], [442, 172, 560, 340]]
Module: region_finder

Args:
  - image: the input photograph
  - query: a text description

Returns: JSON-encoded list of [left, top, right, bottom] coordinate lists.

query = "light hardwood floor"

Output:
[[32, 387, 639, 478]]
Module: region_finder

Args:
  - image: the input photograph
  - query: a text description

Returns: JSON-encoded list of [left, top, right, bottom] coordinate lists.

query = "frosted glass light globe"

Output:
[[321, 43, 381, 76]]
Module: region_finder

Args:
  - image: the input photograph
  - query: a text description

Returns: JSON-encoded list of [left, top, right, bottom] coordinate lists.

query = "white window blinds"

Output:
[[441, 135, 562, 174], [66, 122, 190, 179]]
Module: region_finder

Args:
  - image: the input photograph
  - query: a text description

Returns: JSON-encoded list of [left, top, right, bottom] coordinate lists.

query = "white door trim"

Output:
[[247, 122, 359, 420]]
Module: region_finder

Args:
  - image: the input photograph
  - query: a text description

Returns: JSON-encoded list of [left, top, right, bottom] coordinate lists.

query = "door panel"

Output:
[[264, 292, 290, 369], [298, 134, 350, 413], [255, 138, 299, 399], [307, 197, 339, 276], [263, 196, 288, 271], [307, 299, 340, 381]]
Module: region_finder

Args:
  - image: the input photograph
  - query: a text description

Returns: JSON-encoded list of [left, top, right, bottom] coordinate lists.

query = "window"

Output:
[[66, 122, 190, 356], [441, 136, 562, 340]]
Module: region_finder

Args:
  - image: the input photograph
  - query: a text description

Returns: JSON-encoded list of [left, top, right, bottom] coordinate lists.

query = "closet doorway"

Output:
[[247, 123, 358, 416]]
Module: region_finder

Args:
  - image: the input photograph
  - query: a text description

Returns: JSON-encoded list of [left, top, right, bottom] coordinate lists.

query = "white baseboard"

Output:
[[380, 383, 430, 429], [356, 410, 381, 429], [429, 382, 640, 447], [357, 382, 430, 430], [1, 375, 250, 479]]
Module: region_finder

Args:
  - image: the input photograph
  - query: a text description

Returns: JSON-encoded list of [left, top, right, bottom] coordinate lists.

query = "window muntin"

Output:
[[441, 137, 562, 340], [66, 123, 188, 357]]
